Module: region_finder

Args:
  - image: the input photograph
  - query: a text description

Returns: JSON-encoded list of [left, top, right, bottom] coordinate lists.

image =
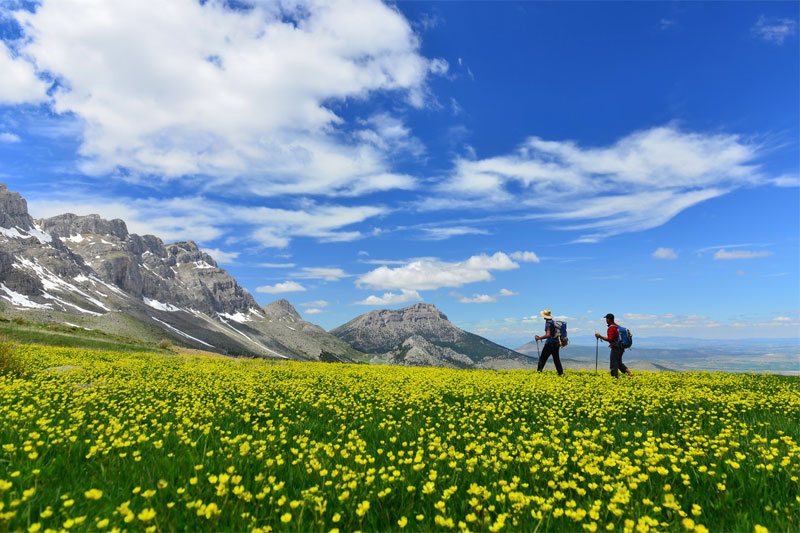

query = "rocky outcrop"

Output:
[[0, 183, 35, 231], [38, 214, 258, 316], [263, 298, 303, 323], [375, 335, 483, 369], [331, 302, 526, 367]]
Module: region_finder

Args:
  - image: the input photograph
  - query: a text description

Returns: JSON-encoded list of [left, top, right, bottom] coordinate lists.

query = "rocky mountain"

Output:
[[372, 335, 483, 369], [331, 303, 533, 369], [0, 183, 365, 362]]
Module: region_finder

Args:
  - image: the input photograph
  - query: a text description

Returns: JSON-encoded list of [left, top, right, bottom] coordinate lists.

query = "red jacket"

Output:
[[607, 324, 619, 346]]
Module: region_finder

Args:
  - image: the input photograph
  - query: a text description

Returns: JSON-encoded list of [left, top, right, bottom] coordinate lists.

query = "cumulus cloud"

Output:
[[425, 126, 771, 242], [8, 0, 440, 194], [355, 289, 422, 306], [304, 308, 324, 314], [713, 249, 773, 260], [509, 251, 540, 263], [0, 40, 49, 104], [752, 15, 797, 44], [652, 247, 678, 260], [255, 281, 306, 294], [499, 288, 517, 296], [201, 248, 239, 265], [357, 252, 519, 291]]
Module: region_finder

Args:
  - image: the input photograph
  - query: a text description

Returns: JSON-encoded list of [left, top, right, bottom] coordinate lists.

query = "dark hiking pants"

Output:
[[610, 347, 629, 378], [537, 342, 564, 375]]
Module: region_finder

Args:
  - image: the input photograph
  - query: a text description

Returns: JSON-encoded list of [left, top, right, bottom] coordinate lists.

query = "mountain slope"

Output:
[[0, 183, 366, 362], [331, 303, 531, 368]]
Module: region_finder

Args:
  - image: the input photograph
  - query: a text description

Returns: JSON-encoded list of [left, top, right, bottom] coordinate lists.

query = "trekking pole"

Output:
[[536, 339, 540, 359], [595, 332, 599, 374]]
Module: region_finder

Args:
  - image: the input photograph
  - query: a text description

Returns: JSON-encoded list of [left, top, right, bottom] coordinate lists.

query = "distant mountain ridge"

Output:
[[0, 183, 365, 362], [331, 303, 532, 369]]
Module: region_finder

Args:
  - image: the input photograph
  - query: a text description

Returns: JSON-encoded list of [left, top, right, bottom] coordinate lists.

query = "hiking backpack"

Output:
[[553, 320, 568, 347], [615, 325, 633, 349]]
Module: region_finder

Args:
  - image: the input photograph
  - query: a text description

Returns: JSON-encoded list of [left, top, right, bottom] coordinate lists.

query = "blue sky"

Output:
[[0, 0, 797, 346]]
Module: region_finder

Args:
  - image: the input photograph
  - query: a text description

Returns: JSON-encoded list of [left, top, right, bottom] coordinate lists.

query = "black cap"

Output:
[[604, 313, 615, 320]]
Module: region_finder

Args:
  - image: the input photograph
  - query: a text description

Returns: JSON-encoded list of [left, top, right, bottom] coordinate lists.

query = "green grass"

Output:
[[0, 317, 171, 354]]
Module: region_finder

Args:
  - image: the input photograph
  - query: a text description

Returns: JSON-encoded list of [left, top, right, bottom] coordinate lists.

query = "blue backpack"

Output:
[[615, 325, 633, 349], [553, 320, 568, 347]]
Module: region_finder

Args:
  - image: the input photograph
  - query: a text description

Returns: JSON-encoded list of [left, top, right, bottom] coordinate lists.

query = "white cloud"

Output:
[[459, 294, 496, 304], [499, 288, 516, 296], [624, 313, 659, 321], [357, 252, 519, 291], [259, 262, 296, 268], [426, 126, 771, 241], [304, 308, 324, 314], [0, 40, 49, 104], [255, 281, 306, 294], [420, 226, 490, 240], [509, 251, 540, 263], [652, 247, 678, 260], [713, 249, 773, 260], [0, 132, 21, 143], [27, 193, 386, 248], [9, 0, 437, 193], [752, 15, 797, 44], [300, 300, 329, 308], [201, 248, 239, 264], [357, 113, 425, 157], [773, 316, 792, 322], [291, 267, 349, 281], [355, 289, 422, 306], [770, 174, 800, 187]]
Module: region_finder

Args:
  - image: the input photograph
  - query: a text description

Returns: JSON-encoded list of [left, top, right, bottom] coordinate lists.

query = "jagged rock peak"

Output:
[[39, 213, 129, 240], [263, 299, 302, 322], [366, 302, 449, 322], [0, 183, 34, 230], [166, 241, 218, 268]]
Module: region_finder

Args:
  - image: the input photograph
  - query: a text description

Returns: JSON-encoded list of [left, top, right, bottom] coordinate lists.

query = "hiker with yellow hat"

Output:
[[534, 308, 564, 375]]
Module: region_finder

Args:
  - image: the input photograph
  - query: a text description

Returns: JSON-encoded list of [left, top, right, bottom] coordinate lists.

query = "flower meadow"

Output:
[[1, 345, 798, 533]]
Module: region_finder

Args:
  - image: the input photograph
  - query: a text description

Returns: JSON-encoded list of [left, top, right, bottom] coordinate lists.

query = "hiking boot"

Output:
[[625, 369, 634, 377]]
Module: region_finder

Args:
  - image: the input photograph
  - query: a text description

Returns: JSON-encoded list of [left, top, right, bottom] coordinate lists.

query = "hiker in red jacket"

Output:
[[595, 313, 633, 378]]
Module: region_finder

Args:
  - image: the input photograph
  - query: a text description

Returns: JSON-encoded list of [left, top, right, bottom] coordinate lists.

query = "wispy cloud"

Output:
[[0, 132, 21, 143], [357, 252, 519, 291], [652, 247, 678, 260], [290, 268, 349, 282], [752, 15, 797, 44], [27, 194, 387, 249], [459, 294, 496, 304], [419, 226, 490, 240], [713, 249, 773, 260], [259, 263, 296, 268], [255, 281, 306, 294], [355, 289, 422, 306], [300, 300, 328, 308], [425, 125, 771, 242]]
